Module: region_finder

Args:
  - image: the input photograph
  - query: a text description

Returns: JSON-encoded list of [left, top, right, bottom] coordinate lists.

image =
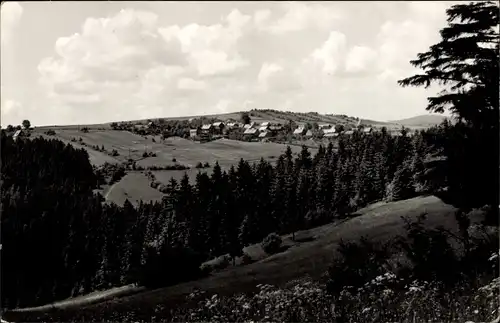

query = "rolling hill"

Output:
[[389, 114, 450, 127]]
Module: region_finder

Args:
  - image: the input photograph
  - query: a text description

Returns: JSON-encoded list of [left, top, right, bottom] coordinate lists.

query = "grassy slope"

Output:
[[37, 130, 310, 205], [6, 195, 466, 321]]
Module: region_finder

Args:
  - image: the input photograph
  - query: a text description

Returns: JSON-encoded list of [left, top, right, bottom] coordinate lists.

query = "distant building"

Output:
[[259, 131, 271, 139], [344, 130, 354, 136], [318, 124, 331, 130], [212, 122, 225, 134], [190, 128, 200, 138], [243, 122, 255, 129], [269, 124, 283, 131], [243, 127, 258, 138], [201, 124, 213, 134], [293, 126, 306, 136], [363, 127, 373, 134], [259, 125, 269, 132], [12, 129, 24, 141], [304, 130, 313, 138], [260, 122, 270, 127]]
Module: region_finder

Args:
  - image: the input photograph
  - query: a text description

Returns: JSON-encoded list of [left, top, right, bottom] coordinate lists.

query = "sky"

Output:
[[1, 1, 459, 127]]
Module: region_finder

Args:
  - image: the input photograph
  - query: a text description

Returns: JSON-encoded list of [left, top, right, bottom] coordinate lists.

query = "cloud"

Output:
[[158, 9, 252, 77], [178, 77, 206, 90], [263, 2, 343, 34], [1, 99, 31, 127], [344, 46, 378, 74], [1, 2, 23, 45], [30, 2, 459, 124], [308, 31, 347, 74]]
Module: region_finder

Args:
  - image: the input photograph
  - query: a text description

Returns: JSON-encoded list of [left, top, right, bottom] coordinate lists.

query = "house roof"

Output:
[[323, 127, 336, 134], [201, 124, 212, 130], [259, 131, 268, 137], [269, 125, 282, 130], [13, 130, 22, 138], [258, 126, 268, 132], [293, 127, 305, 134], [324, 132, 336, 137], [260, 122, 270, 127], [305, 130, 313, 136], [244, 128, 258, 134], [344, 130, 354, 135], [189, 129, 198, 132], [363, 127, 373, 133], [213, 122, 224, 127], [318, 124, 331, 129]]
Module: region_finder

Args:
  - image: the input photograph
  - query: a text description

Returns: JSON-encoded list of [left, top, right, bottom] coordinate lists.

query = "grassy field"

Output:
[[104, 172, 165, 206], [6, 195, 474, 322], [49, 132, 311, 205]]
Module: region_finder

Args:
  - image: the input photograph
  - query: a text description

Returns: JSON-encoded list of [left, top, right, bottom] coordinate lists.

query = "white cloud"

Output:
[[308, 31, 347, 74], [345, 46, 378, 74], [1, 2, 23, 45], [189, 50, 249, 76], [178, 77, 206, 90], [159, 9, 252, 77], [1, 99, 29, 127], [264, 2, 343, 34], [26, 2, 459, 124]]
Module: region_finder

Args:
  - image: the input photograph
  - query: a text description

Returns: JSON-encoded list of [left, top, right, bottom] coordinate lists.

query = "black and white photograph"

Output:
[[1, 1, 499, 322]]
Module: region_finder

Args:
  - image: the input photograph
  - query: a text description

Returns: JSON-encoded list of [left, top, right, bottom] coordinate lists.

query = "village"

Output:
[[122, 115, 414, 145]]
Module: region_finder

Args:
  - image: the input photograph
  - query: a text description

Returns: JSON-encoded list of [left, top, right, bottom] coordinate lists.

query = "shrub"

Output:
[[139, 245, 204, 289], [172, 158, 177, 163], [45, 129, 56, 136], [143, 152, 148, 158], [111, 149, 119, 156], [261, 233, 282, 254], [203, 162, 210, 168], [241, 252, 253, 265], [195, 162, 203, 168], [326, 237, 393, 294]]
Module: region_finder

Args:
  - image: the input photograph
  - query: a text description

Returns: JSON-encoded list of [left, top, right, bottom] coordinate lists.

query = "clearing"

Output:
[[6, 195, 482, 322]]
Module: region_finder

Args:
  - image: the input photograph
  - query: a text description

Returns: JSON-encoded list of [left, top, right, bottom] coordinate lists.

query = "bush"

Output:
[[241, 252, 253, 265], [195, 162, 203, 168], [326, 237, 393, 294], [45, 129, 56, 136], [172, 158, 177, 163], [111, 149, 119, 156], [261, 233, 282, 254], [203, 162, 210, 168], [142, 152, 148, 158], [139, 245, 204, 289]]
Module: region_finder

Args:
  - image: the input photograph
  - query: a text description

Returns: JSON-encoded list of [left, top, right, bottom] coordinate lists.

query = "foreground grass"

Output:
[[12, 270, 498, 323]]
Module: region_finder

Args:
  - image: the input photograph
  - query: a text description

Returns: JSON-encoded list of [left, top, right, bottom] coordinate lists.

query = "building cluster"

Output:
[[188, 120, 406, 142]]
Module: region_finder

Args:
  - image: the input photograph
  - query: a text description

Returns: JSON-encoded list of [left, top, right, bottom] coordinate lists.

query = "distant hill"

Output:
[[389, 114, 449, 127]]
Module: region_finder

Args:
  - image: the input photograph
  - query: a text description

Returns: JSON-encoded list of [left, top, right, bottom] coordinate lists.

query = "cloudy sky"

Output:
[[1, 1, 458, 127]]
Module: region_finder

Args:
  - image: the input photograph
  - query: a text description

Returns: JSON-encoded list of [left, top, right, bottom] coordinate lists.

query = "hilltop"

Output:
[[36, 109, 397, 130], [389, 114, 450, 128]]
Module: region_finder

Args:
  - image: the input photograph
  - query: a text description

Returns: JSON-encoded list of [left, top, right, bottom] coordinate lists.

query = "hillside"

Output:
[[36, 109, 393, 130], [389, 114, 449, 127], [5, 195, 481, 322]]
